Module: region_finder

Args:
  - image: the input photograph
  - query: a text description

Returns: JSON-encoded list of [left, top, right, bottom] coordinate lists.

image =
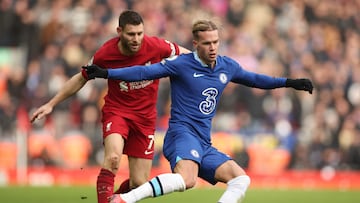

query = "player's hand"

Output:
[[30, 104, 53, 123], [286, 78, 314, 94], [82, 65, 108, 80]]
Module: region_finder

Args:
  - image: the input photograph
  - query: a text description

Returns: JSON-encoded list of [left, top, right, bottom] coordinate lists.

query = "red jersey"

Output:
[[92, 35, 179, 121]]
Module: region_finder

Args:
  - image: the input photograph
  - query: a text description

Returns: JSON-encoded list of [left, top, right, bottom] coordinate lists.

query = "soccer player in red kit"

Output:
[[30, 10, 190, 203]]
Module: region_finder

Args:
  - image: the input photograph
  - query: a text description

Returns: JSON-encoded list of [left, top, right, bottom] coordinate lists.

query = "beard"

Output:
[[120, 39, 141, 55]]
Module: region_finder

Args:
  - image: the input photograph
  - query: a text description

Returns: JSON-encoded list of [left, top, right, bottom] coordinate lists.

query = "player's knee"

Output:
[[183, 176, 197, 189], [174, 161, 198, 189], [104, 153, 121, 172]]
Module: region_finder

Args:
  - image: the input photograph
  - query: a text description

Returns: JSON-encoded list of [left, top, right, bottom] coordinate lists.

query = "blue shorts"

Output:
[[163, 128, 231, 185]]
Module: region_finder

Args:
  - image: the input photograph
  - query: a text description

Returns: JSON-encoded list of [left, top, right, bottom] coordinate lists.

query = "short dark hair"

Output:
[[118, 10, 144, 28], [192, 20, 218, 40]]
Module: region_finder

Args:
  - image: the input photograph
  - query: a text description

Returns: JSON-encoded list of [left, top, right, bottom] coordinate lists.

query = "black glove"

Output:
[[286, 78, 313, 94], [82, 64, 108, 80]]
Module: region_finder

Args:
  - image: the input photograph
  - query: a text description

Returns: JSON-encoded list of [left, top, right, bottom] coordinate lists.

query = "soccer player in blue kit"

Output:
[[83, 20, 313, 203]]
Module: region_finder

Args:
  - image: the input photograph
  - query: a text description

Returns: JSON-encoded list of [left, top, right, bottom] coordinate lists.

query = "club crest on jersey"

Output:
[[106, 122, 112, 132], [191, 149, 200, 158], [219, 73, 227, 84]]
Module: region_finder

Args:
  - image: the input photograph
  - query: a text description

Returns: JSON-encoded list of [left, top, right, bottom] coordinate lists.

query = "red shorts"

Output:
[[102, 111, 156, 159]]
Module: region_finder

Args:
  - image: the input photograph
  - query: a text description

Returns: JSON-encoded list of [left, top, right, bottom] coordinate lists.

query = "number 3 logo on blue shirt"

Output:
[[199, 87, 218, 115]]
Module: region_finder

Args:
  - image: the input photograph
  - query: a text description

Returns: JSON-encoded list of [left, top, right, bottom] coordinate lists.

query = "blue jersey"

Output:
[[108, 52, 286, 145]]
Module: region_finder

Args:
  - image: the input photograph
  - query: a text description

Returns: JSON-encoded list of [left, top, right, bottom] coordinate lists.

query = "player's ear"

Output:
[[116, 27, 122, 35], [192, 40, 198, 49]]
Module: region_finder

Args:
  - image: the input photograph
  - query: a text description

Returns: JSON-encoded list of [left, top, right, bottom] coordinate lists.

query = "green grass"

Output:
[[0, 186, 359, 203]]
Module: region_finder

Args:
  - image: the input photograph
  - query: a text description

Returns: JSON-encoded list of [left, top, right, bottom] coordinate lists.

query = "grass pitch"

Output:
[[0, 186, 359, 203]]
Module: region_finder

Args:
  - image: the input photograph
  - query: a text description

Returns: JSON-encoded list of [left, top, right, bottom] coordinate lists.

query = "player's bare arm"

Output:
[[30, 72, 87, 122]]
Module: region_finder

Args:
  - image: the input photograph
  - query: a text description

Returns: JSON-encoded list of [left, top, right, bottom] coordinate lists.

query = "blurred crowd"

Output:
[[0, 0, 359, 171]]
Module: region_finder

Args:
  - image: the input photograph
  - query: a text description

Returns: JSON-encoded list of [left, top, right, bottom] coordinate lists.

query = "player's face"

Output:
[[117, 23, 144, 55], [193, 30, 219, 68]]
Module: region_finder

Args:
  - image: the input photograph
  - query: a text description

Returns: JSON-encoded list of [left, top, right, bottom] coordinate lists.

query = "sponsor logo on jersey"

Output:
[[193, 73, 205, 78], [129, 80, 153, 90], [144, 150, 154, 155], [119, 61, 153, 91], [199, 87, 218, 115], [119, 81, 128, 92]]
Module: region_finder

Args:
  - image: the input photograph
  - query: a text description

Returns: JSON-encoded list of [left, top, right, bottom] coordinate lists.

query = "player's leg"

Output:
[[111, 172, 186, 203], [97, 113, 129, 203], [113, 157, 152, 194], [164, 129, 202, 190], [173, 160, 199, 189], [114, 179, 130, 194], [198, 147, 250, 203], [110, 161, 194, 203], [129, 156, 152, 188], [115, 121, 156, 193], [109, 130, 201, 203], [215, 160, 250, 203], [111, 165, 187, 203], [105, 152, 149, 199], [97, 133, 125, 203]]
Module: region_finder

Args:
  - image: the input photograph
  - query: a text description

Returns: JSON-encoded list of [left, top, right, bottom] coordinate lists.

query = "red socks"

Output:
[[114, 179, 131, 194], [96, 168, 115, 203]]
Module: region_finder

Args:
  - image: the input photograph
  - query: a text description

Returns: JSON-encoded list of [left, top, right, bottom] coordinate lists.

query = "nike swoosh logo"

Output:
[[193, 73, 205, 77], [145, 150, 154, 155]]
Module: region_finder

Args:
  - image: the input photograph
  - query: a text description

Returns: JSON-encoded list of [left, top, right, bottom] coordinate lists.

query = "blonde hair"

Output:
[[192, 20, 218, 40]]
